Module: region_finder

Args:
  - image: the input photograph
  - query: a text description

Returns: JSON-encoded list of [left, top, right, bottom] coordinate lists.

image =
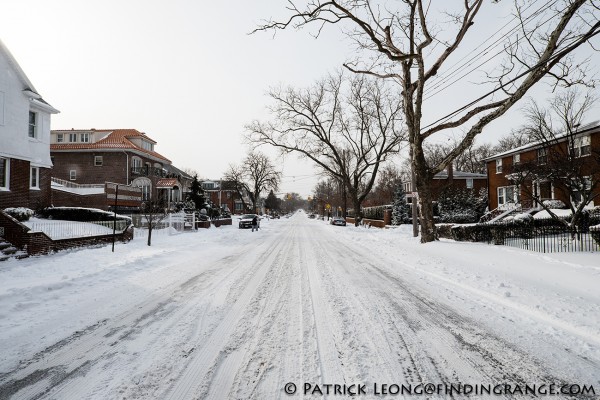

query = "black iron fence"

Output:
[[443, 218, 600, 253]]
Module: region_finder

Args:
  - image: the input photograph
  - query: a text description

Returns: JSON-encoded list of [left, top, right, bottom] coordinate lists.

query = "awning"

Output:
[[155, 178, 181, 189]]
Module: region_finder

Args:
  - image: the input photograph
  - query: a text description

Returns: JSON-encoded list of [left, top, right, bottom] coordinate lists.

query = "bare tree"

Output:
[[247, 73, 405, 224], [508, 89, 600, 231], [223, 163, 250, 211], [365, 163, 403, 206], [243, 152, 281, 213], [255, 0, 600, 242], [140, 197, 167, 246]]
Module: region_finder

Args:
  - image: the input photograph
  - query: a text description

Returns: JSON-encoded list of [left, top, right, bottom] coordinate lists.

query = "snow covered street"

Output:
[[1, 213, 599, 399]]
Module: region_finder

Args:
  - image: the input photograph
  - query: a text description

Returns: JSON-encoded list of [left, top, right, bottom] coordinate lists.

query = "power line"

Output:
[[423, 0, 561, 100], [421, 26, 600, 132]]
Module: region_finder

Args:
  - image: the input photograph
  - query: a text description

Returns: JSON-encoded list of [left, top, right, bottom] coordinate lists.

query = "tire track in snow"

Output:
[[314, 224, 563, 395], [0, 237, 276, 399], [163, 223, 299, 399]]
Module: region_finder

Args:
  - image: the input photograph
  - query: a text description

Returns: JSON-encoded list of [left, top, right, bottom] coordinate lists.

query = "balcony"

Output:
[[131, 166, 167, 178]]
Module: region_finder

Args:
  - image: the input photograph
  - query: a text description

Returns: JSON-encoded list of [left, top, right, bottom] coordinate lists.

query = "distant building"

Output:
[[403, 165, 487, 204], [0, 39, 60, 210], [201, 179, 251, 214]]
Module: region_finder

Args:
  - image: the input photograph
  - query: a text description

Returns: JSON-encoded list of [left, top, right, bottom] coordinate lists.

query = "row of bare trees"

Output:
[[250, 0, 599, 242]]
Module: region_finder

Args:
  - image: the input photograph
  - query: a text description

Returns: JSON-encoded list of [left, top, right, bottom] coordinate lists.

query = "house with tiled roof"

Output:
[[50, 128, 187, 210], [0, 39, 60, 210]]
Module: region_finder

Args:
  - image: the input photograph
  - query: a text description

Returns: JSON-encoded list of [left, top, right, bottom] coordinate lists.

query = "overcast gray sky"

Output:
[[1, 0, 598, 198]]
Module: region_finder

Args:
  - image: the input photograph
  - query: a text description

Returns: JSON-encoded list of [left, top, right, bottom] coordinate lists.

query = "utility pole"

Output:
[[410, 147, 419, 237]]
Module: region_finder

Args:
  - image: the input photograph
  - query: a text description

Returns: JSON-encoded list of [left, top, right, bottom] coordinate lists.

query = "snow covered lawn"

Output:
[[0, 213, 598, 399]]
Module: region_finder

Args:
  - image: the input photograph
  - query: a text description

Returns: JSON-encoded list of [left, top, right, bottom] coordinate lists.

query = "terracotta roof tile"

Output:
[[51, 129, 170, 162]]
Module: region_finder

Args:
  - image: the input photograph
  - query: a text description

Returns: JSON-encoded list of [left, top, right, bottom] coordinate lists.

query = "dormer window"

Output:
[[69, 133, 77, 142], [80, 132, 90, 143], [56, 133, 64, 143], [141, 140, 154, 151]]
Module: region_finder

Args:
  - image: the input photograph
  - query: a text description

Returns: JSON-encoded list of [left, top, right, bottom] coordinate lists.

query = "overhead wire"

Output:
[[422, 0, 553, 99]]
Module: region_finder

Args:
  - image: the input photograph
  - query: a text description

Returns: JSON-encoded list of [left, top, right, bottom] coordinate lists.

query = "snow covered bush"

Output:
[[542, 199, 566, 209], [3, 207, 35, 222], [438, 188, 479, 223]]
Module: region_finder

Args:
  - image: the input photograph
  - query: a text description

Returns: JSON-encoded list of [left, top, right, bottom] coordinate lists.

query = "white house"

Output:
[[0, 39, 59, 210]]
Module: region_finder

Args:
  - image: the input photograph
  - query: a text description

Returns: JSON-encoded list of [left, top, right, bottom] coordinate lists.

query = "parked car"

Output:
[[238, 214, 260, 229], [330, 217, 346, 226], [308, 214, 316, 219]]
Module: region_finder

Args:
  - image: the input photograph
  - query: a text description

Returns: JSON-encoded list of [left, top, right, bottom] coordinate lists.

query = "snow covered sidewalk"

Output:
[[0, 214, 598, 399]]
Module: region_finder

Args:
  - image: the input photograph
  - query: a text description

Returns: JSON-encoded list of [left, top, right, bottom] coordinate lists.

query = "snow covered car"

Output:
[[238, 214, 260, 229], [330, 217, 346, 226]]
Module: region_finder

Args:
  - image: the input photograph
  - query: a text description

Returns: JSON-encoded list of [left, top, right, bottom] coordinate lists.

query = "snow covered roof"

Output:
[[484, 120, 600, 161], [433, 170, 487, 179]]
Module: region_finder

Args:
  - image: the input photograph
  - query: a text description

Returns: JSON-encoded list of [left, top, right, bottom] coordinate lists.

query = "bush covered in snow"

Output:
[[38, 207, 132, 223], [542, 199, 566, 209], [438, 188, 487, 224], [3, 207, 35, 222]]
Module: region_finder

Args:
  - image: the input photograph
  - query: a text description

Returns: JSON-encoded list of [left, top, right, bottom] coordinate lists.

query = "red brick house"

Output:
[[201, 180, 251, 214], [484, 122, 600, 211], [0, 40, 59, 210], [404, 165, 487, 204], [50, 129, 190, 210]]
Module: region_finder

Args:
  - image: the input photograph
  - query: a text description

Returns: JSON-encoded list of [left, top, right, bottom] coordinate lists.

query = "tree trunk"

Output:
[[352, 196, 362, 227], [147, 224, 153, 246], [413, 150, 437, 243]]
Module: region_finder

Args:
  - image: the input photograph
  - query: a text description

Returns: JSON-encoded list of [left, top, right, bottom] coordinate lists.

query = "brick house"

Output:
[[484, 122, 600, 211], [403, 165, 487, 204], [201, 180, 251, 214], [50, 128, 189, 210], [0, 39, 60, 210]]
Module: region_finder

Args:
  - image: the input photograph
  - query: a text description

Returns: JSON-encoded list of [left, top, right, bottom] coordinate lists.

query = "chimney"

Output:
[[447, 163, 454, 182]]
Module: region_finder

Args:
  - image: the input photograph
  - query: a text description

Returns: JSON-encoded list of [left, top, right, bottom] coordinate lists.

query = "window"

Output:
[[131, 157, 142, 174], [571, 176, 592, 206], [30, 167, 39, 189], [94, 156, 103, 166], [235, 202, 243, 211], [498, 185, 519, 208], [70, 170, 76, 180], [572, 135, 591, 158], [56, 133, 64, 143], [466, 178, 474, 189], [513, 153, 520, 164], [28, 111, 37, 138], [142, 141, 154, 151], [495, 159, 502, 174], [537, 147, 547, 164], [0, 158, 9, 189], [81, 133, 90, 143], [69, 133, 77, 142], [141, 185, 151, 201]]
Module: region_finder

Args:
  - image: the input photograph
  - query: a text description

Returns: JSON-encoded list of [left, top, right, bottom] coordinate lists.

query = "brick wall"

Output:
[[52, 189, 108, 210], [0, 158, 52, 210], [0, 210, 133, 255], [51, 152, 129, 185]]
